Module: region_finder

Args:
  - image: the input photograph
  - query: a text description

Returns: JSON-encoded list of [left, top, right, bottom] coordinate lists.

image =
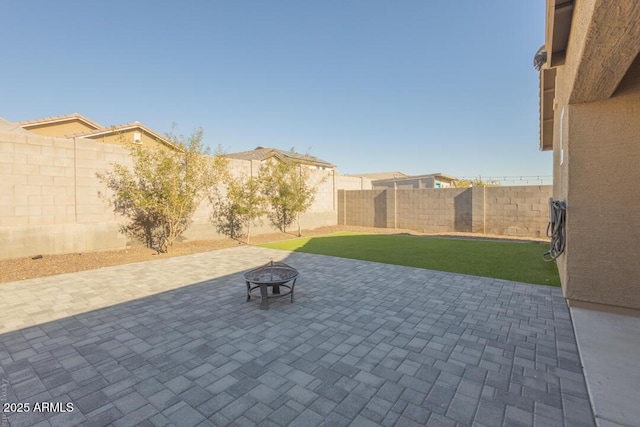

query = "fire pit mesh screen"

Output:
[[243, 260, 298, 284]]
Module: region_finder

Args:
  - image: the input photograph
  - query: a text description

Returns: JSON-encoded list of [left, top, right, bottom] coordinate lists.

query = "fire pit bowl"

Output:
[[244, 260, 298, 310]]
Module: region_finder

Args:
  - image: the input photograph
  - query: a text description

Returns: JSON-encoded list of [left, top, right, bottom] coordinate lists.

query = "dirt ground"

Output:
[[0, 225, 547, 284]]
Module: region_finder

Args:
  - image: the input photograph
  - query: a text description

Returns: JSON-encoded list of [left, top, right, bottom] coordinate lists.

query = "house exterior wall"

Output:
[[335, 174, 372, 191], [338, 186, 551, 238], [543, 0, 640, 313], [372, 176, 453, 190], [86, 129, 168, 150], [0, 132, 338, 260], [551, 55, 640, 310], [22, 120, 98, 137], [434, 179, 452, 188]]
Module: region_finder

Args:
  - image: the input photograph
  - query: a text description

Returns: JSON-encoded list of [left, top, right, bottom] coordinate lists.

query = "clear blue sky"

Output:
[[1, 1, 550, 183]]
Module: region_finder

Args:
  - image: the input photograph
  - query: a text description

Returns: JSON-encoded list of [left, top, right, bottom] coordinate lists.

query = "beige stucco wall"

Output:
[[372, 176, 453, 190], [551, 55, 640, 310], [86, 128, 169, 151], [0, 133, 338, 260], [335, 174, 372, 191], [338, 186, 551, 238]]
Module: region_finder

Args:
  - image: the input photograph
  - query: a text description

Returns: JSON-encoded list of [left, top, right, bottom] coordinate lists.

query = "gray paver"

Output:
[[0, 246, 595, 426], [165, 403, 207, 427], [268, 403, 299, 425]]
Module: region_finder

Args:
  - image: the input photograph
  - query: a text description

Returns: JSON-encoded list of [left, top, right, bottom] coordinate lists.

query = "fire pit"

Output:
[[244, 259, 298, 310]]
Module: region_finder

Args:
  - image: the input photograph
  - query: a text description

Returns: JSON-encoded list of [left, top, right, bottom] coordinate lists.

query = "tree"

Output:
[[210, 173, 266, 244], [97, 128, 227, 253], [258, 155, 322, 236]]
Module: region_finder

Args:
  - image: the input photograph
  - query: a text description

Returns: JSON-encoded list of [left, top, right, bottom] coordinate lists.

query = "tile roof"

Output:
[[346, 171, 409, 180], [17, 114, 181, 151], [67, 121, 152, 138], [18, 113, 103, 130], [372, 172, 458, 182], [47, 120, 177, 152], [225, 146, 334, 167], [66, 122, 180, 151]]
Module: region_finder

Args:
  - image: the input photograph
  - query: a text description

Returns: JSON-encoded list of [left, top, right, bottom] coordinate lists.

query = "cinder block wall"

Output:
[[337, 189, 386, 228], [1, 130, 551, 260], [338, 186, 552, 238], [396, 188, 471, 232], [484, 186, 551, 237], [0, 133, 131, 259], [0, 133, 338, 259]]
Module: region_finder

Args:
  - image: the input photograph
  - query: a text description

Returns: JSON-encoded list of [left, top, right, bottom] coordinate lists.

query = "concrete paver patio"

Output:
[[0, 246, 595, 426]]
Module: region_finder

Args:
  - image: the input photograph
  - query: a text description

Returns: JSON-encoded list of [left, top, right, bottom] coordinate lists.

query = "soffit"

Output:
[[540, 68, 556, 151], [547, 0, 574, 67]]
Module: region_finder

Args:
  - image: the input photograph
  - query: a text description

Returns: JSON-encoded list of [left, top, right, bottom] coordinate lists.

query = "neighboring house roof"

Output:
[[0, 117, 36, 135], [18, 113, 103, 131], [18, 114, 181, 151], [347, 172, 409, 180], [65, 121, 181, 151], [225, 146, 335, 168], [374, 172, 458, 183], [370, 172, 459, 189], [348, 172, 457, 183]]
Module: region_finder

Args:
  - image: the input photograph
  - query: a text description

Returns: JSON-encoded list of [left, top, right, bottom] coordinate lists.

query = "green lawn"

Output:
[[259, 232, 560, 286]]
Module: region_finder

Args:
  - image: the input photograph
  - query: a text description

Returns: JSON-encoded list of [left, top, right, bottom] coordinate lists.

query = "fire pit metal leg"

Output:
[[259, 284, 269, 310], [290, 278, 296, 303]]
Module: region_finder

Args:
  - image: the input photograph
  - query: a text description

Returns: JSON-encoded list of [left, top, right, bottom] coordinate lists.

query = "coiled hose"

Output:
[[543, 199, 566, 262]]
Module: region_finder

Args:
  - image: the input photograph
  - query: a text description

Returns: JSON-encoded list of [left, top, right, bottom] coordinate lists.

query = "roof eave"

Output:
[[538, 0, 572, 152], [18, 113, 103, 130], [76, 124, 181, 151]]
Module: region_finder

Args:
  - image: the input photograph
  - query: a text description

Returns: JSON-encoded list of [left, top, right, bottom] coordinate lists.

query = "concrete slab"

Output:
[[571, 307, 640, 427]]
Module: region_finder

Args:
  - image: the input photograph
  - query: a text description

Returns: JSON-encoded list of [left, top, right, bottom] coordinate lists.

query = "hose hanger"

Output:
[[543, 198, 566, 262]]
